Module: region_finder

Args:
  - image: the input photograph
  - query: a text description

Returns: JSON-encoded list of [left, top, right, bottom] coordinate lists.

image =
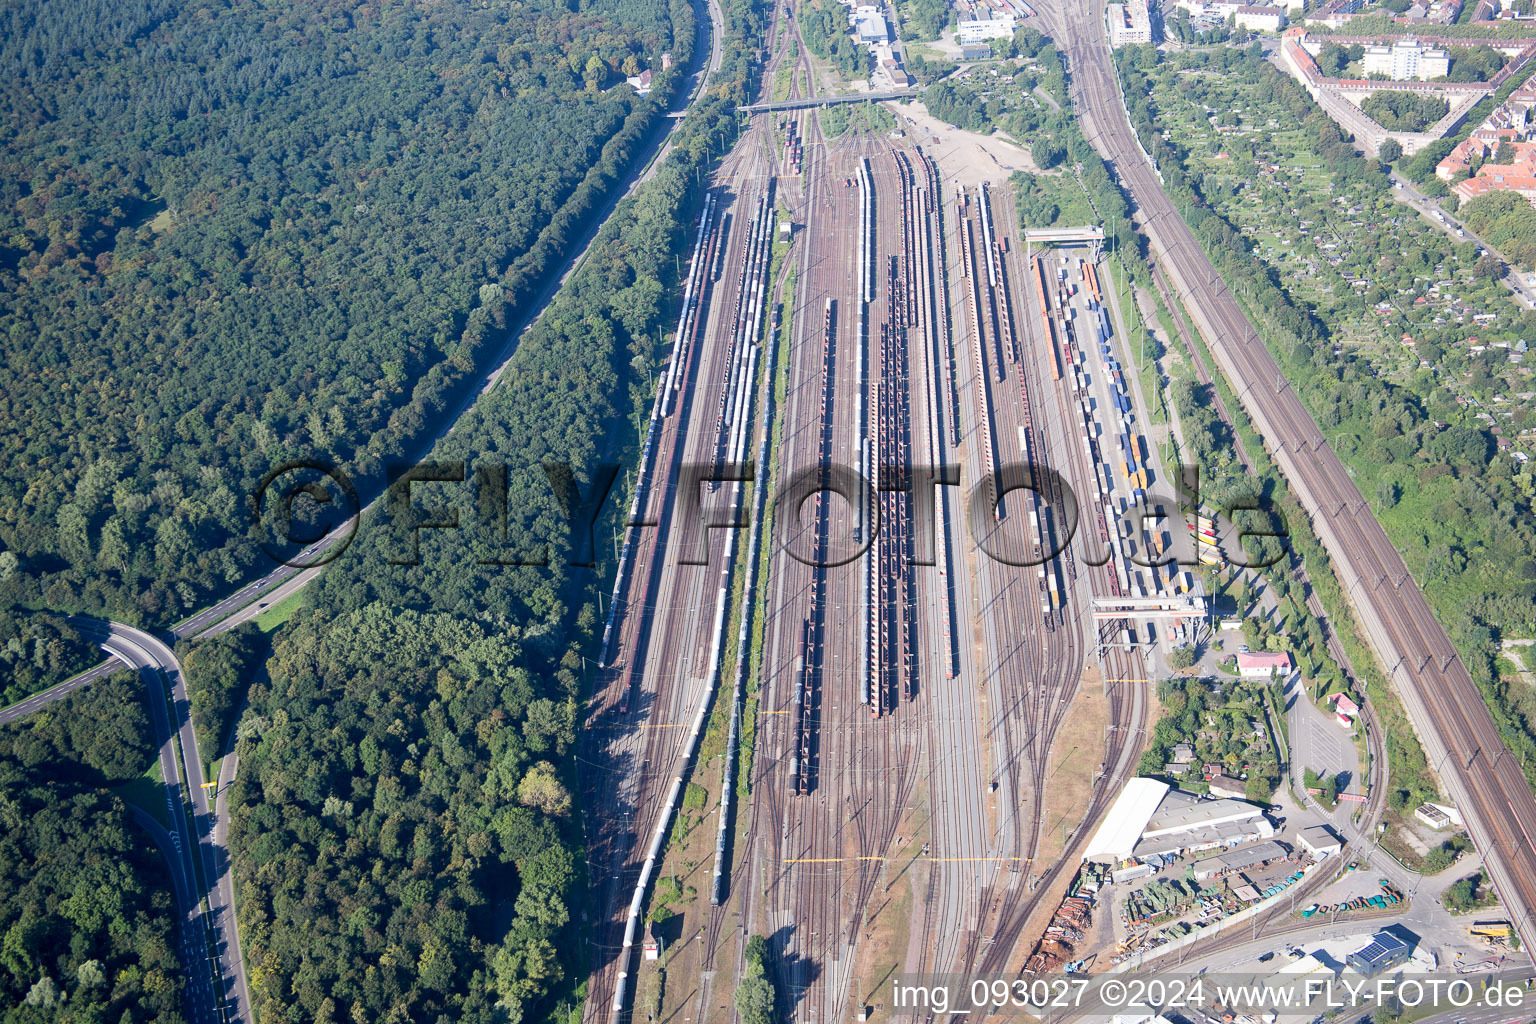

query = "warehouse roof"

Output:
[[1299, 824, 1342, 853], [855, 12, 888, 39], [1192, 840, 1289, 876], [1349, 931, 1409, 969], [1133, 816, 1275, 858], [1143, 788, 1266, 839], [1082, 778, 1169, 862]]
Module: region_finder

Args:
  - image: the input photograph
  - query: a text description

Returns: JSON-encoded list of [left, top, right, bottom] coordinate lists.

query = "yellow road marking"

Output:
[[783, 855, 1032, 863]]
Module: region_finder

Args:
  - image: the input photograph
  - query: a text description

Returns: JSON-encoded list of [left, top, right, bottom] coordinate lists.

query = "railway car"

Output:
[[791, 632, 810, 795]]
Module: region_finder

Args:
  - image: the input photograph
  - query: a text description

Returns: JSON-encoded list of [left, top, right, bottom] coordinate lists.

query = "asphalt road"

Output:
[[1385, 170, 1536, 310], [85, 621, 251, 1024]]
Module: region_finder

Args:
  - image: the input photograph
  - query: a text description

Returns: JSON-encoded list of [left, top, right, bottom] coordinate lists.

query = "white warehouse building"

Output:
[[1082, 778, 1277, 863], [854, 11, 889, 42], [958, 12, 1017, 43]]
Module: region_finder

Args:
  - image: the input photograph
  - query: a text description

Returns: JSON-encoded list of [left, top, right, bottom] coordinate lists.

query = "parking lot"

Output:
[[1285, 672, 1363, 798]]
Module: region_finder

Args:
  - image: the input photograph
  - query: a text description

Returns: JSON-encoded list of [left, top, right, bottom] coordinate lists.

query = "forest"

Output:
[[227, 606, 579, 1022], [224, 0, 771, 1017], [0, 609, 98, 707], [0, 676, 183, 1023], [180, 623, 265, 759], [1112, 43, 1536, 784], [893, 0, 951, 42], [0, 0, 685, 629]]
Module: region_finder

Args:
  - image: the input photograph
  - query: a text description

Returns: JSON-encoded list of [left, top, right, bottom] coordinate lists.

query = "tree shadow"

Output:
[[768, 923, 822, 1019]]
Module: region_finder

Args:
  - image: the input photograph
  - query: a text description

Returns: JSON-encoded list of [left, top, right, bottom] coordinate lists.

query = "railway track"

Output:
[[579, 125, 781, 1023], [1047, 0, 1536, 951]]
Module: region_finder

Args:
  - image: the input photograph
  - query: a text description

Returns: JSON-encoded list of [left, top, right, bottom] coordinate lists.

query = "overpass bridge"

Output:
[[740, 89, 914, 113]]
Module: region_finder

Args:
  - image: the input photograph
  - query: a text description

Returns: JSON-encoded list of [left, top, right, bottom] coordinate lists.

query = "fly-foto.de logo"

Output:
[[250, 458, 1291, 570]]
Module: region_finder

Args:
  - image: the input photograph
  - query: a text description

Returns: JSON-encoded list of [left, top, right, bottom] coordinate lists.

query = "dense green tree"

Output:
[[0, 676, 178, 1023], [223, 0, 771, 1020], [736, 936, 776, 1024], [798, 0, 868, 77], [181, 623, 264, 758], [1462, 190, 1536, 271], [0, 610, 98, 706], [0, 0, 686, 626], [1361, 91, 1450, 132], [1443, 45, 1506, 82], [896, 0, 951, 41], [1032, 137, 1067, 170]]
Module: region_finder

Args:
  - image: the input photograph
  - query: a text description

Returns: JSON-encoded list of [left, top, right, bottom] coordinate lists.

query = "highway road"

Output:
[[1044, 0, 1536, 956], [84, 620, 251, 1024]]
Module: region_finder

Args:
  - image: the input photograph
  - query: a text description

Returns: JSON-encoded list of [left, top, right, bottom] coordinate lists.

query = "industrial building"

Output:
[[1415, 801, 1464, 829], [1297, 823, 1342, 859], [1083, 778, 1277, 863], [855, 11, 889, 42], [1361, 38, 1450, 81], [1346, 932, 1412, 977], [957, 11, 1016, 42], [1191, 839, 1290, 880]]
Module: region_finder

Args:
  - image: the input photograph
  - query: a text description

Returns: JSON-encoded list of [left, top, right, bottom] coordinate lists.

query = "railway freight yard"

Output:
[[574, 64, 1229, 1022], [569, 2, 1536, 1022]]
